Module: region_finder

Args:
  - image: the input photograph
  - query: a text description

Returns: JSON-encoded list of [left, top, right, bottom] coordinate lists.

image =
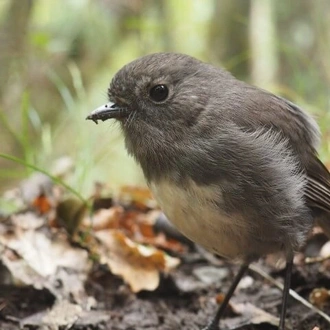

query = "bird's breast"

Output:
[[149, 179, 255, 260]]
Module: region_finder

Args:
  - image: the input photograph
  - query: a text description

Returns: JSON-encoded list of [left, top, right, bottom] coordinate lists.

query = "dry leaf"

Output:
[[0, 217, 91, 279], [42, 300, 82, 326], [222, 302, 279, 328], [95, 229, 180, 292], [32, 193, 53, 214], [21, 300, 110, 329], [1, 247, 46, 288], [83, 206, 124, 230], [309, 287, 330, 308], [11, 212, 44, 230]]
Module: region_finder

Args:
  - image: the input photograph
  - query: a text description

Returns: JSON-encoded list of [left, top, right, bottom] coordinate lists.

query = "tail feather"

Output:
[[306, 157, 330, 235]]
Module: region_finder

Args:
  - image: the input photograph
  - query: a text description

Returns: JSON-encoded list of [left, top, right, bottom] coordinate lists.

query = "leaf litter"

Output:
[[0, 172, 330, 329]]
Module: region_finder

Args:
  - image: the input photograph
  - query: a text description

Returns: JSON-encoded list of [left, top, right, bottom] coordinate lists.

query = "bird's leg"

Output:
[[279, 257, 293, 330], [201, 262, 250, 330]]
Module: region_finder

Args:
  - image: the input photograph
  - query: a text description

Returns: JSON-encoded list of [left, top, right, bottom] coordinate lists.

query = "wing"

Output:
[[224, 83, 330, 214], [306, 156, 330, 212]]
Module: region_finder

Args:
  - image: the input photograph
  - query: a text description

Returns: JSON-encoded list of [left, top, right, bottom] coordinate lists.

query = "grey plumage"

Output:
[[104, 53, 330, 259], [87, 52, 330, 329]]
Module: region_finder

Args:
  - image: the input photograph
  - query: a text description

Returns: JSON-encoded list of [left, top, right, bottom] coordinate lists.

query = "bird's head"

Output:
[[86, 53, 233, 134], [86, 53, 236, 178]]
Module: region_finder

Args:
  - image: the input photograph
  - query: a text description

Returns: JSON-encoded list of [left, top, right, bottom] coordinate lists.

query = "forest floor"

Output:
[[0, 174, 330, 330]]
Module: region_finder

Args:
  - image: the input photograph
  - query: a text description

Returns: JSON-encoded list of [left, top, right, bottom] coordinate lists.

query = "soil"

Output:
[[1, 245, 330, 330]]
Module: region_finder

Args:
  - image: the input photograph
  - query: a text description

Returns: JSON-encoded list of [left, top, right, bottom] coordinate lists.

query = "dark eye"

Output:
[[149, 84, 169, 102]]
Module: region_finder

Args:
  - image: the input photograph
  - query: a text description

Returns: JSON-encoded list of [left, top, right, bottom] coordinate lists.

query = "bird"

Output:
[[86, 53, 330, 330]]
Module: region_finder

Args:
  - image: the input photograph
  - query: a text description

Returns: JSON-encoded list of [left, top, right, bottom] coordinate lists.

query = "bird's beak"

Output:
[[86, 102, 129, 124]]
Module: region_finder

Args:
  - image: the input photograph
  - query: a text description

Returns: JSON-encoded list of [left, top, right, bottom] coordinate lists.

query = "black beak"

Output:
[[86, 102, 129, 124]]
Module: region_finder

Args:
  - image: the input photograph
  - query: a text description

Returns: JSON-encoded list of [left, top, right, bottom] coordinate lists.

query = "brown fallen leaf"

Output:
[[84, 206, 186, 253], [82, 206, 124, 231], [309, 287, 330, 308], [0, 213, 92, 301], [95, 229, 180, 292], [32, 193, 53, 214]]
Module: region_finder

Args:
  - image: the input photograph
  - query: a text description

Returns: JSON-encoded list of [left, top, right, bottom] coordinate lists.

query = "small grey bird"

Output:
[[86, 53, 330, 330]]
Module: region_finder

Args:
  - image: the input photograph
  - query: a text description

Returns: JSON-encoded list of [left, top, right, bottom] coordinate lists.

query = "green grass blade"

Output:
[[0, 153, 87, 204]]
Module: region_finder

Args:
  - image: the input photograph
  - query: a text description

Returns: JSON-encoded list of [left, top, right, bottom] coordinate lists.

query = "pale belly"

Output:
[[149, 179, 255, 260]]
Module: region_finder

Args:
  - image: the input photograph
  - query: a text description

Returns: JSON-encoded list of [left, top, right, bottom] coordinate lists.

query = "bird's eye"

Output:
[[149, 84, 169, 102]]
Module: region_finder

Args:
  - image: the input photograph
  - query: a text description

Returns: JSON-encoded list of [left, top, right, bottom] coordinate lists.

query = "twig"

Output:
[[249, 264, 330, 324], [305, 255, 330, 264]]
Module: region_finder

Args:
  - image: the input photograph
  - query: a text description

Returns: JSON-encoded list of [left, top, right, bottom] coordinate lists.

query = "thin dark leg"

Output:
[[279, 258, 293, 330], [202, 262, 250, 330]]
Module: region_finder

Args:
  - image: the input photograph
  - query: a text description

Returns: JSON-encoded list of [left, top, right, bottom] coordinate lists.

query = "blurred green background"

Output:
[[0, 0, 330, 197]]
